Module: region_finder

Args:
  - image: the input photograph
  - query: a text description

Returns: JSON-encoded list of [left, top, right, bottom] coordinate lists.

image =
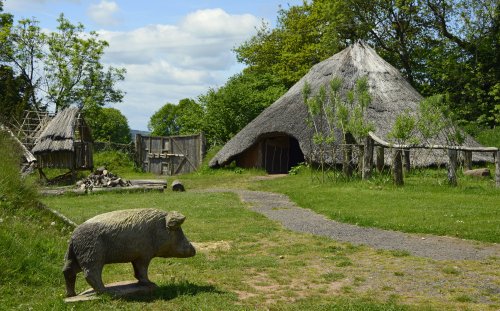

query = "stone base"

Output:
[[64, 280, 158, 303]]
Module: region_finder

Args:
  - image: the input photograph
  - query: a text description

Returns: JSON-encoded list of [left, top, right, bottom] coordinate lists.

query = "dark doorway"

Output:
[[263, 136, 304, 174]]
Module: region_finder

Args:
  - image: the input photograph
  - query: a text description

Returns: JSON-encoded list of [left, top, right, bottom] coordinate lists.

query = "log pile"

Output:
[[76, 167, 131, 191]]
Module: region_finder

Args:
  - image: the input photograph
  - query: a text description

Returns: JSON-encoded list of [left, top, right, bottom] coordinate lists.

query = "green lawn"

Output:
[[2, 167, 499, 310]]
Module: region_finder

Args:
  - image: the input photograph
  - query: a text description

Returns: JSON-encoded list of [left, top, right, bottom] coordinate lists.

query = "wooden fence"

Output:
[[135, 133, 206, 175]]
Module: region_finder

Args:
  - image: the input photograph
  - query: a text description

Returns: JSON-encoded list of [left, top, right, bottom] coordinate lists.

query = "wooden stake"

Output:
[[393, 149, 403, 186], [376, 146, 384, 173], [496, 151, 500, 189], [404, 149, 411, 173], [448, 149, 458, 187], [363, 136, 374, 180], [463, 150, 472, 170]]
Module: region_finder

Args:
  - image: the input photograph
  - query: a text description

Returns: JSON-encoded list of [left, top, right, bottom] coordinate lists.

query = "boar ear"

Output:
[[166, 211, 185, 229]]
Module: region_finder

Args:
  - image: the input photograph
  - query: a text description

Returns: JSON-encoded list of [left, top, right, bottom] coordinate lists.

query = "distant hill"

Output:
[[130, 129, 150, 139]]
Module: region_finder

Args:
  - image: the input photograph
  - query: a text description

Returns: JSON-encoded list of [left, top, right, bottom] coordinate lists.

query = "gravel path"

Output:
[[203, 189, 500, 261]]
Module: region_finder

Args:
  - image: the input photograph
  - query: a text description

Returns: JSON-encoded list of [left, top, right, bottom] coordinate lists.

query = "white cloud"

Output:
[[98, 9, 261, 129], [87, 0, 120, 26]]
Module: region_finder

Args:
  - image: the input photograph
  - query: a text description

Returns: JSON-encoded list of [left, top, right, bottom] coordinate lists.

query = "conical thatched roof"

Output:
[[32, 107, 80, 154], [210, 41, 487, 167]]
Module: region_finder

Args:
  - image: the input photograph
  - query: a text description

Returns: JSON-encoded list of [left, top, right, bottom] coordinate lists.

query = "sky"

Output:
[[3, 0, 303, 130]]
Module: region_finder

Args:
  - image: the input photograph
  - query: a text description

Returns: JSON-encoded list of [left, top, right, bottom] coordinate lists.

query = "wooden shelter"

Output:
[[209, 41, 491, 173], [32, 107, 93, 178], [135, 133, 205, 175]]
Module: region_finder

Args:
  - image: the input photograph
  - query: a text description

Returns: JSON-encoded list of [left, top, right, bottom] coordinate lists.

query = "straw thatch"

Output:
[[210, 41, 490, 168], [32, 107, 79, 153], [32, 106, 93, 170]]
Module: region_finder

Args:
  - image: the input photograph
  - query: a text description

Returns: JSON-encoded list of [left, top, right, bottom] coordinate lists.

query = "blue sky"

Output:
[[4, 0, 303, 130]]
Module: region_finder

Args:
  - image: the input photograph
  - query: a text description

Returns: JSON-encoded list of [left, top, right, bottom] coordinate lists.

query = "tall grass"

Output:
[[0, 131, 38, 210]]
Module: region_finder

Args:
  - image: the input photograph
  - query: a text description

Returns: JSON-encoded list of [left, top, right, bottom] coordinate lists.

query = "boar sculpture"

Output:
[[63, 208, 196, 297]]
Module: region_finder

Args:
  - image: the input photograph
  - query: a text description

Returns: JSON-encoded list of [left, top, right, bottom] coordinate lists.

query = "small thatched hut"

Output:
[[210, 41, 489, 173], [32, 107, 93, 172]]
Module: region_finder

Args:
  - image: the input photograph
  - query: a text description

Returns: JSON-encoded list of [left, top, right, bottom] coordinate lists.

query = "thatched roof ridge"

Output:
[[32, 107, 79, 154], [210, 41, 488, 168]]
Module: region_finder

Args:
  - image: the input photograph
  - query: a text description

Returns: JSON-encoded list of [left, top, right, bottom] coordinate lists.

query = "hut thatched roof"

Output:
[[32, 107, 80, 154], [210, 41, 489, 167]]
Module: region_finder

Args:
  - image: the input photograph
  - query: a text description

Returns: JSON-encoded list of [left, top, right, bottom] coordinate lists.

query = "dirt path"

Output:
[[202, 188, 500, 261]]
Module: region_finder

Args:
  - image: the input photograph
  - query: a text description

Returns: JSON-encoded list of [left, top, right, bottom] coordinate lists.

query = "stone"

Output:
[[463, 168, 491, 177], [63, 209, 195, 297], [64, 280, 158, 303]]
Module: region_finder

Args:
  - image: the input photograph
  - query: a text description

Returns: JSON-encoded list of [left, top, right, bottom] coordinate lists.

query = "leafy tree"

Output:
[[45, 15, 125, 112], [176, 98, 204, 135], [148, 103, 181, 136], [86, 107, 131, 144], [198, 71, 286, 146], [235, 0, 499, 128], [0, 14, 125, 113], [0, 18, 46, 111], [235, 0, 356, 88], [0, 65, 28, 125]]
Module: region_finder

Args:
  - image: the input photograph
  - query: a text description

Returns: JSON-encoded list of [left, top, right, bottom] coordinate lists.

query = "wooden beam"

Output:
[[368, 131, 498, 152]]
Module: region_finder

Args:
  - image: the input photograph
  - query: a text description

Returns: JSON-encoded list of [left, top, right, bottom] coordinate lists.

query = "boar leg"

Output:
[[83, 267, 106, 293], [132, 259, 153, 285]]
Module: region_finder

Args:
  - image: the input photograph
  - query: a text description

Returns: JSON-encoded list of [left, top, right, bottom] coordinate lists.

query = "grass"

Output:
[[34, 189, 500, 310], [251, 167, 500, 243], [3, 135, 500, 309]]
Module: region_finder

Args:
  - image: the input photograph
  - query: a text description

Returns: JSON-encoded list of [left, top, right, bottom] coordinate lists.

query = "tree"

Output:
[[86, 107, 131, 144], [148, 103, 182, 137], [198, 71, 286, 146], [0, 65, 28, 125], [235, 0, 499, 127], [235, 0, 357, 88], [0, 14, 125, 113], [148, 98, 205, 137]]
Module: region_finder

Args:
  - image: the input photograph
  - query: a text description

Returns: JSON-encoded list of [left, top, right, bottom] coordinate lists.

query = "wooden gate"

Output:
[[135, 133, 205, 175]]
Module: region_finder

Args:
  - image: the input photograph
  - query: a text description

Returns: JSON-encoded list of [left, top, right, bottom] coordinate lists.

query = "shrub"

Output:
[[93, 150, 137, 174]]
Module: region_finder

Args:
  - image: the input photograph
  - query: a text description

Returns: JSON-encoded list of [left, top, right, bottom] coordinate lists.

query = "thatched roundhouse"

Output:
[[209, 41, 488, 173], [32, 107, 93, 171]]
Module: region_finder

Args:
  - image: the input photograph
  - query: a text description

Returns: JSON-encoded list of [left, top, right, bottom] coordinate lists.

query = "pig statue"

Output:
[[62, 208, 196, 297]]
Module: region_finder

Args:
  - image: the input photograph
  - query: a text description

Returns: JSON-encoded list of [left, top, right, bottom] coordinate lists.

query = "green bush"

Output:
[[475, 127, 500, 148], [0, 131, 37, 210], [93, 150, 137, 175]]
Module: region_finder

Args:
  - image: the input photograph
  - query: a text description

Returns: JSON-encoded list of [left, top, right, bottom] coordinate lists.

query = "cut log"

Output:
[[171, 180, 185, 192]]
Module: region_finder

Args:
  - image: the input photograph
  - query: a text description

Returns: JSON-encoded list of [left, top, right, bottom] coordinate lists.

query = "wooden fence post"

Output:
[[447, 149, 458, 187], [404, 149, 411, 172], [463, 150, 472, 170], [496, 150, 500, 189], [363, 136, 374, 180], [343, 144, 353, 178], [393, 149, 404, 186], [376, 146, 384, 173]]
